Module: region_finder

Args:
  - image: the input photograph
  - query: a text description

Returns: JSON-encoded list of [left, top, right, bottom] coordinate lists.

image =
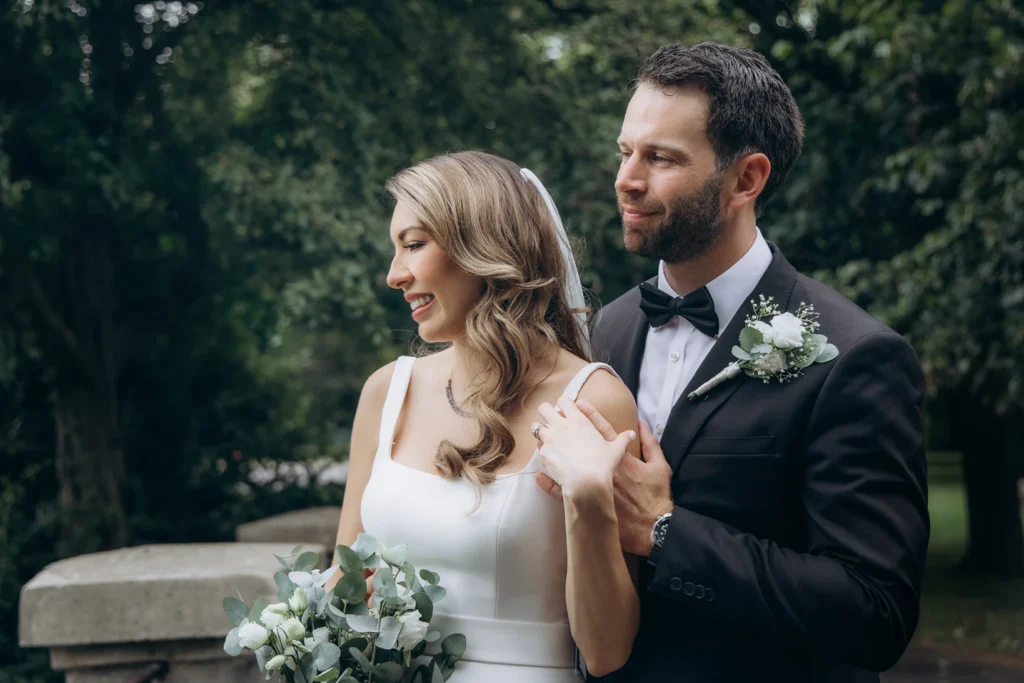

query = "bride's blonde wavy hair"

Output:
[[385, 151, 591, 489]]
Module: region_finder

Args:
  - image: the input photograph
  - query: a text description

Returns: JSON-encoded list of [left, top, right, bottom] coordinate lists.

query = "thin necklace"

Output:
[[446, 371, 473, 418]]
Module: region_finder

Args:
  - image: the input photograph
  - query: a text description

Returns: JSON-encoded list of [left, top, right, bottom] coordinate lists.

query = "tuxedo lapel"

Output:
[[617, 276, 656, 395], [663, 245, 799, 474]]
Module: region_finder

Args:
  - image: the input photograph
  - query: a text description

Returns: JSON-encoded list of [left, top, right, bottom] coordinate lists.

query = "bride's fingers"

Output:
[[534, 471, 563, 500], [574, 399, 619, 441], [537, 402, 563, 426]]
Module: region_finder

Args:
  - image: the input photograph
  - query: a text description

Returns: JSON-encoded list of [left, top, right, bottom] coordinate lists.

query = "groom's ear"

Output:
[[726, 152, 771, 212]]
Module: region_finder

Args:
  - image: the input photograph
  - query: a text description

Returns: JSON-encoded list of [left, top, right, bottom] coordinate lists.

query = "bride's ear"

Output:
[[726, 153, 771, 212]]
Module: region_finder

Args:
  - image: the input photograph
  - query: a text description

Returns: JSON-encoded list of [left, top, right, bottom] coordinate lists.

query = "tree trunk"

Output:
[[954, 401, 1024, 578], [54, 384, 127, 556]]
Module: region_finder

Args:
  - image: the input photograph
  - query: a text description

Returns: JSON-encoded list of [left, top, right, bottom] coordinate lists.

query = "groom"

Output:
[[539, 42, 929, 682]]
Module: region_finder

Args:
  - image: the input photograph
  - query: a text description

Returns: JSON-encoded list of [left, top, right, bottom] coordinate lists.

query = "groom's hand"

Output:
[[535, 400, 674, 557]]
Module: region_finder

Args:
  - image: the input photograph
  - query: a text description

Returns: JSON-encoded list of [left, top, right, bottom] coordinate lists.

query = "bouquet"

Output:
[[223, 534, 466, 683]]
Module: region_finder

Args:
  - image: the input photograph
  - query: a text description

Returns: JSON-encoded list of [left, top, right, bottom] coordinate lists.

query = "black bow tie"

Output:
[[639, 281, 719, 337]]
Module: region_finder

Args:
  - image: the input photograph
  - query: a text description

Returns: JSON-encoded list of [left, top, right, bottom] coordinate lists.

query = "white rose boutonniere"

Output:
[[688, 296, 839, 400], [767, 312, 805, 349]]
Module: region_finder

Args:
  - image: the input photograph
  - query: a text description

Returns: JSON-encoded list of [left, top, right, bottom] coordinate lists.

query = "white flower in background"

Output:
[[768, 312, 805, 349], [396, 610, 430, 650], [288, 588, 308, 613], [265, 654, 287, 670], [261, 603, 289, 629], [280, 617, 306, 642], [752, 320, 775, 344], [237, 622, 269, 650]]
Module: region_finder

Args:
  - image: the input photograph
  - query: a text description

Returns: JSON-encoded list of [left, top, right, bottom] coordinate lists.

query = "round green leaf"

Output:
[[375, 565, 399, 599], [412, 591, 434, 622], [335, 569, 367, 604], [312, 642, 341, 671], [441, 633, 466, 660], [816, 343, 839, 363], [423, 584, 446, 603], [351, 533, 378, 560], [731, 345, 752, 361], [376, 616, 402, 650], [334, 545, 364, 575], [295, 551, 320, 573], [223, 627, 243, 656], [222, 597, 248, 626], [380, 543, 408, 567], [312, 666, 338, 682], [739, 327, 763, 352], [373, 661, 404, 682]]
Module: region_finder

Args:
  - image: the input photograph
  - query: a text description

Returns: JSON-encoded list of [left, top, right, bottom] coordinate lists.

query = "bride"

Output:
[[332, 151, 640, 681]]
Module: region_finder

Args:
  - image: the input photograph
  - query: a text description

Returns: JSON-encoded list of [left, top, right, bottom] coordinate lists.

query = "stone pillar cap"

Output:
[[235, 506, 340, 551], [19, 542, 325, 648]]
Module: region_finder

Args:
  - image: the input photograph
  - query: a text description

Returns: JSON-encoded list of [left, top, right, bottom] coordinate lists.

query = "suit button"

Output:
[[695, 585, 705, 599], [705, 588, 715, 602], [669, 577, 683, 591], [683, 582, 695, 596]]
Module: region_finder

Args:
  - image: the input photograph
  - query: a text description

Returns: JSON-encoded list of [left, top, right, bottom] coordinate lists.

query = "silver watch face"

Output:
[[652, 514, 670, 547]]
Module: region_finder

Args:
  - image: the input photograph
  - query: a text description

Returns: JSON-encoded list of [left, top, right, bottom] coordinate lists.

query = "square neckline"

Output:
[[378, 356, 617, 483]]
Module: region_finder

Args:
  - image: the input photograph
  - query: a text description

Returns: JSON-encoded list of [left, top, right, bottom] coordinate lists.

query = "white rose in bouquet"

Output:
[[279, 617, 306, 642], [237, 622, 269, 650], [396, 610, 430, 650], [223, 539, 468, 682], [768, 312, 805, 349], [260, 603, 289, 630], [287, 587, 308, 613]]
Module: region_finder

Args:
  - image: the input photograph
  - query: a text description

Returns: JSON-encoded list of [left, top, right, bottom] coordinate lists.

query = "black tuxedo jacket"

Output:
[[590, 245, 929, 683]]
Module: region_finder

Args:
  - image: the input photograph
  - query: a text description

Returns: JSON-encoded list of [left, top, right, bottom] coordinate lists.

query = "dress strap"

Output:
[[377, 356, 416, 454], [561, 362, 619, 401]]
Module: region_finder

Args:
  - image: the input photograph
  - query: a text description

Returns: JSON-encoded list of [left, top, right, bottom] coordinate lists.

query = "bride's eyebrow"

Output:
[[396, 226, 429, 241]]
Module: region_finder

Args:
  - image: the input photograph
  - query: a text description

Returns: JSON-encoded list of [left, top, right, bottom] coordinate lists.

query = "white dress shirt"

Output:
[[637, 229, 773, 438]]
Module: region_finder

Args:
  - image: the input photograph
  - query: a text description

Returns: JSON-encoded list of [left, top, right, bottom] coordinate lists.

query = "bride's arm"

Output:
[[325, 361, 395, 590], [562, 372, 641, 677]]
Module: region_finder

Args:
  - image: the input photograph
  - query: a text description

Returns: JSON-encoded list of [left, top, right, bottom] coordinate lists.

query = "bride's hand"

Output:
[[533, 396, 636, 499]]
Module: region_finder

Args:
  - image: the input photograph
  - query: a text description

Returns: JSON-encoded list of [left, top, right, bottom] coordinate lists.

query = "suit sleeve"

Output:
[[647, 331, 930, 671]]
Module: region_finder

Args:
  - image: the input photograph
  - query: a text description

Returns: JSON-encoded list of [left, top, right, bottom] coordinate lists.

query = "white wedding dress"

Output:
[[360, 356, 614, 682]]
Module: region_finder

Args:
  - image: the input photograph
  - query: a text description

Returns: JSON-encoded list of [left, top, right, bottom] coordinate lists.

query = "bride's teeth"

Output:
[[410, 295, 434, 311]]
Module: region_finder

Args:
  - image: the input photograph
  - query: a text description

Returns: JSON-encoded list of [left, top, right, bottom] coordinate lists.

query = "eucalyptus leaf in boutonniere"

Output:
[[688, 295, 839, 400]]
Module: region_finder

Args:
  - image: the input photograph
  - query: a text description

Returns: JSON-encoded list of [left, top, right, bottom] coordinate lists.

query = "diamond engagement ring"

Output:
[[531, 423, 547, 441]]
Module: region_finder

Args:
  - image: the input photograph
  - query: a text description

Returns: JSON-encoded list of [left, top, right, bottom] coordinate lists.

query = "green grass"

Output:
[[916, 452, 1024, 653]]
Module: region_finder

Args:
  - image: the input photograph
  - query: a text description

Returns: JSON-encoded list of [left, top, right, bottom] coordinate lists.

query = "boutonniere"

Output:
[[688, 295, 839, 400]]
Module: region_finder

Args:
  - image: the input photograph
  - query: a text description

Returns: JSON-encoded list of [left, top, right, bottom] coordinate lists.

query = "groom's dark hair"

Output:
[[636, 42, 804, 216]]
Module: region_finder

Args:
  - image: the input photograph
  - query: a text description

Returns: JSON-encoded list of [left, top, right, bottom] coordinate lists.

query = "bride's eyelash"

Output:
[[404, 242, 425, 251]]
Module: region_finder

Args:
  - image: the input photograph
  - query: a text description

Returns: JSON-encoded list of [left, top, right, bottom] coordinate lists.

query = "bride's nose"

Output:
[[386, 256, 412, 290]]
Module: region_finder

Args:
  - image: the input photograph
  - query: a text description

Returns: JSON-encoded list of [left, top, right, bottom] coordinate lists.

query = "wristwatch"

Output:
[[649, 511, 672, 560]]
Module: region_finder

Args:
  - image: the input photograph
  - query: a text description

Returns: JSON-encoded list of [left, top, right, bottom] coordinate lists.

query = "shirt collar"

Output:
[[657, 227, 773, 333]]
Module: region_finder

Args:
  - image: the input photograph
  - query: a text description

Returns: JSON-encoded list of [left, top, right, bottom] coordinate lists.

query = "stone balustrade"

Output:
[[19, 541, 327, 683], [236, 506, 341, 561]]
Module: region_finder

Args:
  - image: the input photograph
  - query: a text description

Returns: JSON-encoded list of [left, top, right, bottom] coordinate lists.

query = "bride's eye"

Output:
[[404, 242, 425, 251]]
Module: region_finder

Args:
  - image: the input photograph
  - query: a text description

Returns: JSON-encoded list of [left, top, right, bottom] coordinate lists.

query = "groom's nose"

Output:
[[615, 155, 647, 195]]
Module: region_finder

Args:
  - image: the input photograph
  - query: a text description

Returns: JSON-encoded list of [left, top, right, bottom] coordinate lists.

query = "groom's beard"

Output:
[[620, 172, 727, 264]]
